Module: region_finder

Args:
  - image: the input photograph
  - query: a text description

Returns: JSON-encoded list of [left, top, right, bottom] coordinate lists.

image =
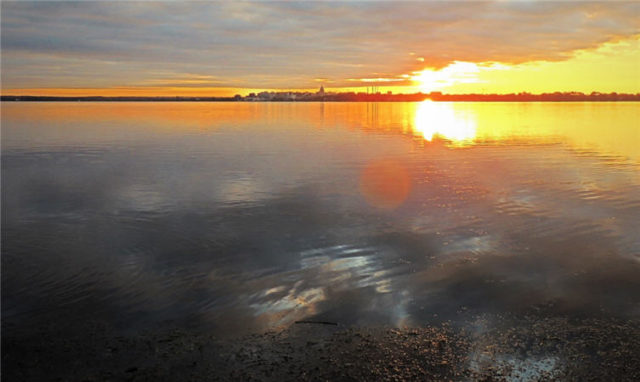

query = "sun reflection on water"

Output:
[[413, 101, 477, 146]]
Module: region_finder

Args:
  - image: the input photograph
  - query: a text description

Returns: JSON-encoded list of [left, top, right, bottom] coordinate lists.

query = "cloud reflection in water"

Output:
[[2, 102, 639, 338]]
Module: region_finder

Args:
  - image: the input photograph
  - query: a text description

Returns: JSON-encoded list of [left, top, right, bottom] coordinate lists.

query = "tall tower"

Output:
[[318, 85, 325, 95]]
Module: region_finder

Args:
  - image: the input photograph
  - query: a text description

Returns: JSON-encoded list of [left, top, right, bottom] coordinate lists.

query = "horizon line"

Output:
[[2, 91, 640, 103], [3, 91, 640, 97]]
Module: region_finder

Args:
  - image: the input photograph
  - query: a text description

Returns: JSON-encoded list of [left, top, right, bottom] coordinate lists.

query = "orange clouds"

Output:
[[2, 1, 639, 94]]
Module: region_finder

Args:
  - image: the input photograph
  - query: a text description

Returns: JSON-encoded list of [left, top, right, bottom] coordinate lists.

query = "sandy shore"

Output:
[[3, 313, 639, 381]]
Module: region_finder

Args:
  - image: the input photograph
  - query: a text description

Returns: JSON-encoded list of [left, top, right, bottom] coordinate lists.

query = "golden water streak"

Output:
[[3, 101, 638, 163]]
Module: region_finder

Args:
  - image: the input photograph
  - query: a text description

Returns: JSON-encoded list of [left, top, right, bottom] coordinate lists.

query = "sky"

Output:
[[1, 1, 639, 96]]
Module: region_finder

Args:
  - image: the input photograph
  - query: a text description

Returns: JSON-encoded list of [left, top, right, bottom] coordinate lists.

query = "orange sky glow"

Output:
[[2, 2, 639, 97]]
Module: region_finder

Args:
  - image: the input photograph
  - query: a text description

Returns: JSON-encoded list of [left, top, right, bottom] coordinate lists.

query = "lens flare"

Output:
[[359, 159, 411, 209]]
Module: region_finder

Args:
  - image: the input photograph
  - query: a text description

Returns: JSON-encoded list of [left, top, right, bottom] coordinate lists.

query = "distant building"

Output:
[[317, 86, 325, 96], [258, 91, 273, 100]]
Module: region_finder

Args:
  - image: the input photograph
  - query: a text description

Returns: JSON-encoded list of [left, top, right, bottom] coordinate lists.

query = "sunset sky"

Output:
[[2, 1, 639, 97]]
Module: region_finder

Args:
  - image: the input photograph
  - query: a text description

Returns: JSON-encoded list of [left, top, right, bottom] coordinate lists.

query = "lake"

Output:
[[2, 101, 639, 337]]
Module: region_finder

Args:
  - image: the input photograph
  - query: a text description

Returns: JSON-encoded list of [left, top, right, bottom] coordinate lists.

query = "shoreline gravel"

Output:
[[3, 313, 639, 381]]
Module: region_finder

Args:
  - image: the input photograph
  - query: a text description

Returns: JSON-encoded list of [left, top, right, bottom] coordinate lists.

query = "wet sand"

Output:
[[3, 312, 639, 381]]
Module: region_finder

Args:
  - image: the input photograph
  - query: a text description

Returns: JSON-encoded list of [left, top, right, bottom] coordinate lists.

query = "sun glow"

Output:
[[413, 101, 477, 145], [411, 62, 482, 93]]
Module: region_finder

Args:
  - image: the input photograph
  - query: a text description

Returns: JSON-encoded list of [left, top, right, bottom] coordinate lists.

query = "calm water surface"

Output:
[[2, 102, 639, 335]]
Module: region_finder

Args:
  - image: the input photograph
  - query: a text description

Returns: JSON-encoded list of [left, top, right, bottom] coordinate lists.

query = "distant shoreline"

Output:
[[2, 92, 640, 103]]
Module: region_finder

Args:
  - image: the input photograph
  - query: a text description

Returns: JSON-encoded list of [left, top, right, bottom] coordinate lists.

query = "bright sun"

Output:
[[411, 61, 481, 93]]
